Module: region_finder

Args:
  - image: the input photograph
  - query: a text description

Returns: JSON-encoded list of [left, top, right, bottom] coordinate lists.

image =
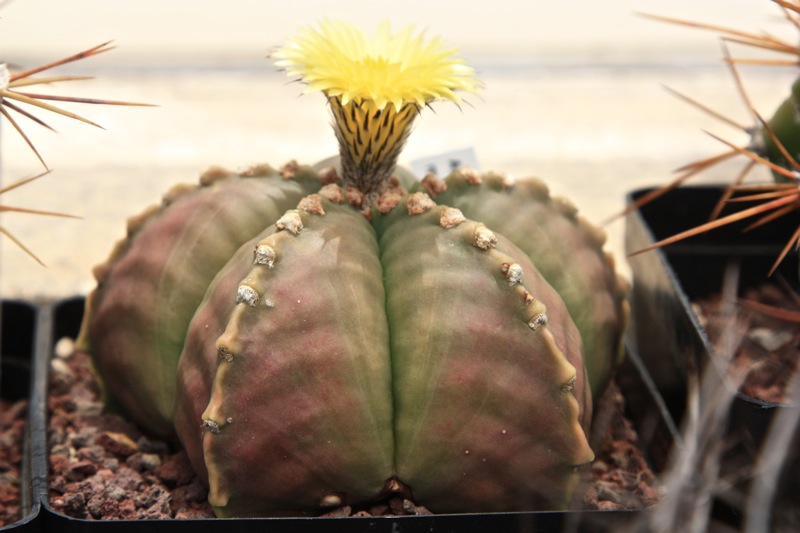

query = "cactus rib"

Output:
[[77, 164, 321, 436], [431, 169, 629, 398], [170, 189, 594, 515]]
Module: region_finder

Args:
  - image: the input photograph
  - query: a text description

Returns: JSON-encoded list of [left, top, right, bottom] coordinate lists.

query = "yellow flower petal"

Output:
[[274, 19, 479, 111], [274, 20, 480, 198]]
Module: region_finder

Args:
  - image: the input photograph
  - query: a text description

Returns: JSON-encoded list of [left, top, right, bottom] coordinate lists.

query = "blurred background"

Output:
[[1, 0, 796, 297]]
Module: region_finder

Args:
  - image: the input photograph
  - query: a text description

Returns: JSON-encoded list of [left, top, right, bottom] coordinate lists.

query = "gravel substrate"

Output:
[[47, 339, 661, 520], [693, 281, 800, 404], [48, 344, 213, 520], [0, 398, 27, 526]]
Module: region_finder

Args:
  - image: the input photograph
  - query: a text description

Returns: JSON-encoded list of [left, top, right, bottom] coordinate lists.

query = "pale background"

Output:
[[1, 0, 796, 298]]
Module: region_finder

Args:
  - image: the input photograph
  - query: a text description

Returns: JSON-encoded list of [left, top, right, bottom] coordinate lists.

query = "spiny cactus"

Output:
[[0, 171, 78, 265], [1, 43, 151, 170], [77, 20, 627, 516], [1, 43, 150, 263], [628, 2, 800, 273]]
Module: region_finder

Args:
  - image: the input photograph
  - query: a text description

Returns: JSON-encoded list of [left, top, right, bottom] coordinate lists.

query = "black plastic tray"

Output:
[[625, 185, 800, 499], [19, 296, 666, 532], [1, 300, 42, 532]]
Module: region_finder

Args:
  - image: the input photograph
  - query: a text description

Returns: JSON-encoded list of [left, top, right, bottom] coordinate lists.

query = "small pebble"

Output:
[[54, 337, 76, 359], [76, 445, 106, 463], [49, 359, 76, 394], [137, 436, 170, 456], [107, 485, 127, 502], [748, 327, 793, 352], [71, 427, 100, 449], [62, 492, 87, 517], [95, 431, 139, 457], [140, 453, 162, 471], [87, 495, 107, 519], [102, 457, 120, 472], [68, 460, 98, 478]]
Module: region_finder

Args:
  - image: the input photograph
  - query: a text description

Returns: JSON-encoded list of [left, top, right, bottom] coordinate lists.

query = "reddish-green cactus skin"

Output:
[[80, 163, 625, 516], [431, 171, 628, 396], [380, 201, 592, 513], [174, 198, 396, 516], [76, 164, 321, 436]]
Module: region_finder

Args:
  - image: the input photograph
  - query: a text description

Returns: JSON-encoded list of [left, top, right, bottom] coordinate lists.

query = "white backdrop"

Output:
[[1, 0, 795, 296]]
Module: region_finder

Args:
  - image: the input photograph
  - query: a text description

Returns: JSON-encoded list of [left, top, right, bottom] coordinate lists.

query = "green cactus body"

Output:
[[78, 20, 628, 518], [174, 194, 395, 515], [167, 182, 594, 516], [764, 76, 800, 183], [429, 171, 628, 396], [381, 198, 592, 511], [76, 164, 321, 436]]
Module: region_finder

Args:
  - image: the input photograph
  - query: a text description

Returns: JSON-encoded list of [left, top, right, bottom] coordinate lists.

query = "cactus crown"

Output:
[[274, 20, 479, 198]]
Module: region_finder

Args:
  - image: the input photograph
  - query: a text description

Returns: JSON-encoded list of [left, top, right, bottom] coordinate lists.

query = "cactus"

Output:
[[0, 170, 79, 265], [762, 75, 800, 183], [77, 20, 627, 516], [1, 43, 152, 170], [1, 44, 149, 263], [627, 5, 800, 273]]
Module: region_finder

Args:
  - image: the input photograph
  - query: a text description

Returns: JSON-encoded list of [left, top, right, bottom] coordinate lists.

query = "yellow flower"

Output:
[[274, 19, 478, 111], [274, 20, 479, 197]]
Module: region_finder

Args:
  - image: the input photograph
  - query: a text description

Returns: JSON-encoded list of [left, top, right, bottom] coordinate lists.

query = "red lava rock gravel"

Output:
[[47, 344, 213, 520], [580, 383, 662, 511], [0, 398, 27, 526], [694, 282, 800, 404], [47, 337, 660, 520]]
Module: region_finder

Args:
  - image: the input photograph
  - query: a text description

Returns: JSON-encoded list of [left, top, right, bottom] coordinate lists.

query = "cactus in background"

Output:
[[1, 43, 152, 170], [0, 170, 79, 265], [626, 3, 800, 273], [1, 44, 150, 263], [77, 20, 627, 516]]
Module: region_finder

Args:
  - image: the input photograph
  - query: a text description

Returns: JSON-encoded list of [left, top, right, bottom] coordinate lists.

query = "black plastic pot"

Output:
[[625, 185, 800, 512], [23, 297, 667, 532], [0, 300, 43, 532]]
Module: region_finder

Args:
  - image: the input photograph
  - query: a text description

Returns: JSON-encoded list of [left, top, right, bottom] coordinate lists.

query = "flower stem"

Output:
[[329, 96, 419, 198]]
